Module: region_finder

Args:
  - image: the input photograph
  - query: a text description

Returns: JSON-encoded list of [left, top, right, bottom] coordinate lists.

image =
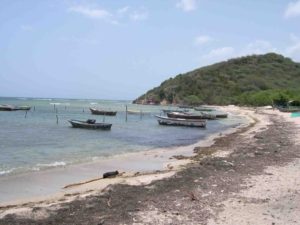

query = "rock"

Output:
[[103, 171, 119, 178]]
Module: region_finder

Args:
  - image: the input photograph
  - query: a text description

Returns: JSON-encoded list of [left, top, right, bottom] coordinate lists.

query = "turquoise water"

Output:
[[0, 97, 245, 176], [291, 112, 300, 118]]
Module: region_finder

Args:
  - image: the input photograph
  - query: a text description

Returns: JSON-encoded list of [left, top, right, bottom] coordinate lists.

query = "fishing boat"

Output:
[[68, 119, 112, 130], [167, 112, 204, 119], [162, 109, 189, 113], [215, 113, 228, 118], [0, 105, 31, 111], [90, 108, 117, 116], [278, 107, 300, 113], [155, 115, 206, 128], [194, 107, 215, 112]]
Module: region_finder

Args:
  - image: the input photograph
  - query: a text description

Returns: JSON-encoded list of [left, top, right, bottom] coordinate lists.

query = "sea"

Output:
[[0, 97, 246, 177]]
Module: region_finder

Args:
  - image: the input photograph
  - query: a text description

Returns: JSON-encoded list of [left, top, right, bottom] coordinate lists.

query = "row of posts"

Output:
[[24, 104, 144, 124]]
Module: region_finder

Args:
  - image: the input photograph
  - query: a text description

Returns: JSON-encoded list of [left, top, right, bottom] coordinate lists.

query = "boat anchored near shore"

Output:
[[90, 108, 117, 116], [155, 115, 206, 128], [0, 104, 31, 111], [68, 119, 112, 130]]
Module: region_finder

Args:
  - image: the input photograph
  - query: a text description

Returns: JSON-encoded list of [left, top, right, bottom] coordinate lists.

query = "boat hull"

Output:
[[0, 105, 31, 111], [90, 108, 117, 116], [68, 120, 112, 130], [155, 115, 206, 128]]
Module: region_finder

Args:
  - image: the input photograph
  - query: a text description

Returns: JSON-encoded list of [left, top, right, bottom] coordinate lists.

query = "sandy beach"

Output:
[[0, 106, 299, 225]]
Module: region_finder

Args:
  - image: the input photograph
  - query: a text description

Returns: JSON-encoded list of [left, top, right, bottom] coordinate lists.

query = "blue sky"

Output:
[[0, 0, 300, 100]]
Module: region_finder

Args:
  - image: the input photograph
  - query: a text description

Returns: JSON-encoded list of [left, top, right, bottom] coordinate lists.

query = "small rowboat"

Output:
[[0, 105, 31, 111], [155, 115, 206, 128], [68, 119, 112, 130], [90, 108, 117, 116], [278, 107, 300, 113]]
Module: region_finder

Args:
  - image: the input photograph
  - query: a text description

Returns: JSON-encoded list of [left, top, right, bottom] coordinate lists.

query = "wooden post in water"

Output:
[[65, 106, 67, 110], [25, 110, 27, 118], [53, 104, 56, 111], [125, 105, 128, 122], [83, 108, 85, 113], [56, 115, 59, 124], [56, 108, 58, 114], [140, 110, 143, 120], [33, 106, 35, 111]]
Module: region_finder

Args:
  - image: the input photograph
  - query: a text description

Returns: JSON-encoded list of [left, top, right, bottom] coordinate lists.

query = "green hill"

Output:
[[133, 53, 300, 106]]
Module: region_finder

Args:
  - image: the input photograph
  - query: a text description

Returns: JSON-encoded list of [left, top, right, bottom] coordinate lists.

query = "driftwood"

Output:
[[63, 177, 102, 189], [63, 171, 119, 189]]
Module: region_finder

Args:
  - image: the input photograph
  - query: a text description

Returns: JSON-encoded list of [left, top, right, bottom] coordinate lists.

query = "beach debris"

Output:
[[188, 192, 197, 201], [171, 155, 189, 160], [107, 196, 112, 207], [103, 170, 119, 179], [63, 178, 102, 189]]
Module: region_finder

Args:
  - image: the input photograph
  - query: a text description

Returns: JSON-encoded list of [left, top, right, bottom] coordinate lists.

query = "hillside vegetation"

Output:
[[133, 53, 300, 106]]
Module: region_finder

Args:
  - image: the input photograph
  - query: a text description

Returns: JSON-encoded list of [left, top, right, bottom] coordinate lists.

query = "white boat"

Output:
[[155, 115, 206, 128]]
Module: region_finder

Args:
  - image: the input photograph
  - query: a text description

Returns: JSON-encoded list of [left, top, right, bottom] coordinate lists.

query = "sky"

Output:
[[0, 0, 300, 100]]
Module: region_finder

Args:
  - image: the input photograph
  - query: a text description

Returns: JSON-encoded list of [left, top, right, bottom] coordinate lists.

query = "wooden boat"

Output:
[[155, 115, 206, 128], [167, 112, 203, 119], [215, 113, 228, 118], [278, 107, 300, 113], [90, 108, 117, 116], [68, 119, 112, 130], [194, 107, 215, 112], [162, 109, 189, 113], [15, 106, 31, 111], [0, 105, 31, 111], [167, 112, 218, 120]]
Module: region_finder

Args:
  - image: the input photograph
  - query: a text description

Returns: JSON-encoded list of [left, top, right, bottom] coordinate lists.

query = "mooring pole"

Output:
[[56, 115, 58, 124], [125, 105, 128, 122], [25, 110, 27, 118]]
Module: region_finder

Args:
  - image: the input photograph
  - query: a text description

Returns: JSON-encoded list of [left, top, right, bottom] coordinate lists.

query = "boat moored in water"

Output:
[[0, 104, 31, 111], [90, 108, 117, 116], [68, 119, 112, 130], [155, 115, 206, 128]]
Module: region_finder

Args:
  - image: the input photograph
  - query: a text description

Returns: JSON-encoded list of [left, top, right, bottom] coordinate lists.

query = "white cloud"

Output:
[[130, 11, 148, 21], [284, 0, 300, 18], [118, 6, 130, 14], [286, 34, 300, 60], [68, 5, 147, 24], [202, 47, 235, 59], [194, 35, 213, 46], [242, 40, 277, 55], [68, 5, 112, 19], [176, 0, 197, 12]]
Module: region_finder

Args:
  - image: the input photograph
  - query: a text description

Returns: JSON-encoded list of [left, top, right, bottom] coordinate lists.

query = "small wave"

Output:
[[90, 102, 98, 105], [36, 161, 67, 168], [17, 97, 28, 100], [0, 169, 13, 176], [36, 98, 53, 101], [49, 102, 62, 105]]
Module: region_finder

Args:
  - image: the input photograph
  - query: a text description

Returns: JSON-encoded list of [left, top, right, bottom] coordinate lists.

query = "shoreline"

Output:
[[0, 106, 252, 206], [2, 106, 298, 224]]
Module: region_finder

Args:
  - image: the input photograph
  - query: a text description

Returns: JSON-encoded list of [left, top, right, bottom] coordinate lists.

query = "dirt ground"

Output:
[[0, 111, 299, 225]]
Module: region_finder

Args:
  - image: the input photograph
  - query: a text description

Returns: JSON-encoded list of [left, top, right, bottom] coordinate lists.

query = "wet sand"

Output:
[[1, 107, 299, 224]]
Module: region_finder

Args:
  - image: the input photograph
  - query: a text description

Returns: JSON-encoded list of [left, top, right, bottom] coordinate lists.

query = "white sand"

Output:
[[208, 109, 300, 225]]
